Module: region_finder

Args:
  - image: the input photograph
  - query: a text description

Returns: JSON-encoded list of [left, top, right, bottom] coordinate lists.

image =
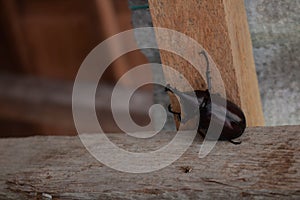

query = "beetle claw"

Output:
[[167, 104, 182, 122], [168, 104, 180, 114], [228, 139, 242, 145], [165, 84, 173, 93]]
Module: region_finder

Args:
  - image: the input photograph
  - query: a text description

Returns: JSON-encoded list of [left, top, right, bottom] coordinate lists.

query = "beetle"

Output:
[[165, 51, 246, 144]]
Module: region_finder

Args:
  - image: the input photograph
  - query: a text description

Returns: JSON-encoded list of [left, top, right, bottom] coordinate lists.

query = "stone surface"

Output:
[[245, 0, 300, 125]]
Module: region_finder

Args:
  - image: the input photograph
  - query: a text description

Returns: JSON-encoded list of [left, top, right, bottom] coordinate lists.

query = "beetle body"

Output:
[[166, 85, 246, 143]]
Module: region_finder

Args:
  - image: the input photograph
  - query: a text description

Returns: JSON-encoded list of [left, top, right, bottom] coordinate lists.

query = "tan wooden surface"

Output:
[[1, 126, 299, 199], [149, 0, 264, 127]]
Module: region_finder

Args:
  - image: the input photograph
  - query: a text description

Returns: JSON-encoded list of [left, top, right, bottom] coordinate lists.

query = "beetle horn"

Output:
[[165, 84, 174, 93]]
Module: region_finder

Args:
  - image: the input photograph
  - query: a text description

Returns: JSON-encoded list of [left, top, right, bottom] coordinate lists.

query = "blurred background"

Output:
[[0, 0, 154, 137], [0, 0, 299, 137]]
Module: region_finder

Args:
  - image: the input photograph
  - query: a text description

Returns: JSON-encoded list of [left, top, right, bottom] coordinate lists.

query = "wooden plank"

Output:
[[148, 0, 264, 126], [0, 126, 299, 199], [0, 73, 153, 136], [94, 0, 151, 85], [94, 0, 130, 81]]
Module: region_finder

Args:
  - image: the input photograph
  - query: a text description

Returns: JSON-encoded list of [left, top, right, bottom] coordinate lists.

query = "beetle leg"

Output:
[[168, 104, 181, 122], [228, 139, 242, 145], [168, 104, 180, 114], [179, 115, 190, 124], [200, 98, 208, 109], [165, 84, 173, 94]]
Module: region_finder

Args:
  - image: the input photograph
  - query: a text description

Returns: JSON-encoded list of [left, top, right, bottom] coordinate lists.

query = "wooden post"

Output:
[[94, 0, 130, 81], [148, 0, 264, 126], [1, 126, 299, 199], [0, 0, 32, 70]]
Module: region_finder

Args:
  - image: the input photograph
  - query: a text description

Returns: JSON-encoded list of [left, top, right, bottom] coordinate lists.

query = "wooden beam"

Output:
[[0, 126, 299, 199], [148, 0, 264, 126], [0, 73, 153, 136], [94, 0, 128, 81]]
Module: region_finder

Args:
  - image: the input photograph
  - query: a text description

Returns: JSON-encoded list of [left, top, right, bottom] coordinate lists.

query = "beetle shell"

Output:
[[196, 90, 246, 140], [166, 86, 246, 141]]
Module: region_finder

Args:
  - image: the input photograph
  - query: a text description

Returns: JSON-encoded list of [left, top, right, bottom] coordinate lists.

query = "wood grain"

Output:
[[148, 0, 264, 126], [0, 126, 299, 199]]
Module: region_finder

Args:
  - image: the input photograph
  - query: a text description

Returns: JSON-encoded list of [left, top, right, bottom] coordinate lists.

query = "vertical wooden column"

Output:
[[94, 0, 130, 80], [1, 0, 32, 71], [149, 0, 264, 126]]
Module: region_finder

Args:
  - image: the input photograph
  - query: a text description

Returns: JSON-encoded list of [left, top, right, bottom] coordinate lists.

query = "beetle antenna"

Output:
[[199, 50, 211, 92]]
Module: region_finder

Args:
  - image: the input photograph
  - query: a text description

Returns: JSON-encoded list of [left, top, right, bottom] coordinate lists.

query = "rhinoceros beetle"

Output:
[[165, 51, 246, 144]]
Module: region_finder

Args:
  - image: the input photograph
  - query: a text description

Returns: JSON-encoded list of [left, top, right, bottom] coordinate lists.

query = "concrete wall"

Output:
[[245, 0, 300, 125]]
